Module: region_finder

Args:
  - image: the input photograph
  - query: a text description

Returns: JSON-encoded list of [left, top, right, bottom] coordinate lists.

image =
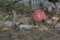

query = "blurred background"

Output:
[[0, 0, 60, 40]]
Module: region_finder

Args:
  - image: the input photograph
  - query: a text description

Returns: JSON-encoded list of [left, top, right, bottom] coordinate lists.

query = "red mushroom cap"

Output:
[[32, 10, 46, 22]]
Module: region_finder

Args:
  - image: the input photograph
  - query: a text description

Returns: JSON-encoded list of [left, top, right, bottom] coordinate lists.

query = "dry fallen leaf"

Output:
[[52, 3, 55, 8], [38, 25, 48, 31], [1, 26, 11, 31], [52, 16, 59, 21]]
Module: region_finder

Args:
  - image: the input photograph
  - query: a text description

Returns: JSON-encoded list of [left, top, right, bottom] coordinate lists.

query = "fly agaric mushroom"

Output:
[[32, 10, 46, 22]]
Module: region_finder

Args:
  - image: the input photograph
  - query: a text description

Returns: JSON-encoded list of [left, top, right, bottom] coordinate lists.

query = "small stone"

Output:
[[4, 20, 13, 27], [46, 19, 52, 25], [47, 6, 52, 12], [18, 24, 32, 30], [42, 1, 53, 12], [55, 23, 60, 27]]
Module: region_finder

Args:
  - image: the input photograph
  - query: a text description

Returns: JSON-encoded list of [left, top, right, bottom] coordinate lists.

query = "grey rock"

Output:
[[47, 5, 52, 12], [4, 20, 13, 27], [46, 19, 53, 25], [18, 24, 32, 29], [42, 1, 53, 12], [55, 23, 60, 27], [56, 2, 60, 11]]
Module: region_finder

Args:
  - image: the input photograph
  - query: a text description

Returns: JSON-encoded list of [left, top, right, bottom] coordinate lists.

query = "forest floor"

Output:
[[0, 8, 60, 40]]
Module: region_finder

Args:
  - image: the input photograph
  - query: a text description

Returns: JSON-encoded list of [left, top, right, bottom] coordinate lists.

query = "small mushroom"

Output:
[[32, 10, 46, 22]]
